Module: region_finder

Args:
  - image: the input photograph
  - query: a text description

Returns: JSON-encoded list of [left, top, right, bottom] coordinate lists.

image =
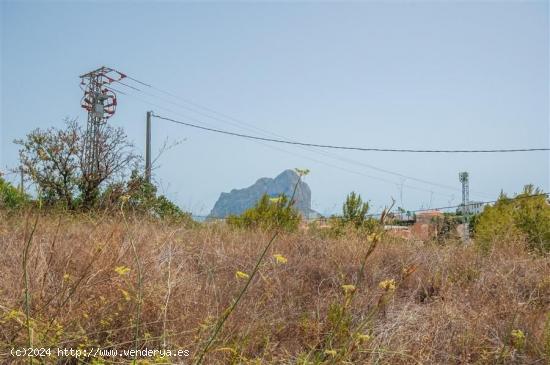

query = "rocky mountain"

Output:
[[209, 169, 319, 218]]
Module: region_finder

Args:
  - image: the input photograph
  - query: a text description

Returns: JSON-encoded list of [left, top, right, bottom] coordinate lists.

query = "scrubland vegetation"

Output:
[[0, 206, 549, 364]]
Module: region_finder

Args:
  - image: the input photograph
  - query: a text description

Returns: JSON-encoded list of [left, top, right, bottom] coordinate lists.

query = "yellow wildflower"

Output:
[[120, 289, 131, 301], [378, 279, 396, 291], [6, 309, 23, 320], [341, 284, 356, 295], [324, 349, 337, 356], [235, 271, 250, 280], [55, 322, 64, 336], [273, 254, 288, 264], [295, 168, 310, 177], [510, 329, 526, 349], [357, 334, 371, 343], [367, 233, 380, 242], [63, 273, 71, 281], [114, 266, 131, 276], [511, 329, 525, 339]]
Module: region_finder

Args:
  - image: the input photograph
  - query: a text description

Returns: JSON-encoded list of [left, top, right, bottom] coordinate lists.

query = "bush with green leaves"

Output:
[[0, 176, 28, 209], [342, 192, 369, 227], [101, 170, 194, 224], [226, 194, 301, 232], [474, 185, 550, 253], [330, 192, 378, 236]]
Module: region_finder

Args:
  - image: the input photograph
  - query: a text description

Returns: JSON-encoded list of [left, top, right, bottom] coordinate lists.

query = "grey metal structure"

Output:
[[458, 171, 470, 241], [79, 66, 125, 179], [19, 166, 24, 195], [459, 172, 470, 214]]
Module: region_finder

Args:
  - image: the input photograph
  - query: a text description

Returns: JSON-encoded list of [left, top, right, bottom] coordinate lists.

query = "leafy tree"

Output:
[[15, 120, 80, 208], [227, 194, 301, 232], [15, 119, 137, 209], [474, 185, 550, 253]]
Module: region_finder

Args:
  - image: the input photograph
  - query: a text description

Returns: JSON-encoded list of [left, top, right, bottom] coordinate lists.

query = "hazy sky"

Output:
[[1, 1, 548, 216]]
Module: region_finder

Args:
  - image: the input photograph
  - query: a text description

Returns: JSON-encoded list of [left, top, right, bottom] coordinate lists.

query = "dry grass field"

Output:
[[1, 212, 549, 364]]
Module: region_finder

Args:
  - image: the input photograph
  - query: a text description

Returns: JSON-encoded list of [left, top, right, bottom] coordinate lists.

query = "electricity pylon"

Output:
[[79, 66, 125, 179]]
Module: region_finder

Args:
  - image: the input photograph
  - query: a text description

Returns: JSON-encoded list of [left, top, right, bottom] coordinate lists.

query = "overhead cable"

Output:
[[152, 113, 549, 154]]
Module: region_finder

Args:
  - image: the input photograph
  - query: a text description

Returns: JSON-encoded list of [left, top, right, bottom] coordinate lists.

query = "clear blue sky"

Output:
[[1, 1, 548, 216]]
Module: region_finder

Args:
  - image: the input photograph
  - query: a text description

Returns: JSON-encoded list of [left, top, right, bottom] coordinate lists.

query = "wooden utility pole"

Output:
[[19, 167, 24, 194], [145, 111, 152, 183]]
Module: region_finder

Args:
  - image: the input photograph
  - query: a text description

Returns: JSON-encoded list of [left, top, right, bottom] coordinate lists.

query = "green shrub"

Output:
[[100, 170, 194, 225], [330, 192, 378, 236], [154, 195, 194, 223], [226, 194, 301, 232], [474, 185, 550, 253], [0, 176, 27, 209], [342, 191, 369, 228]]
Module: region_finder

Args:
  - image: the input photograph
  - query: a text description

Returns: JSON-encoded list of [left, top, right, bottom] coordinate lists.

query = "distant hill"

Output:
[[209, 169, 320, 219]]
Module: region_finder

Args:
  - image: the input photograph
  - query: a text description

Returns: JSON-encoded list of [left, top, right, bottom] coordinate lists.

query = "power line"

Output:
[[235, 131, 456, 197], [107, 70, 548, 216], [111, 74, 494, 198], [152, 113, 549, 154], [120, 73, 549, 154], [110, 86, 459, 198]]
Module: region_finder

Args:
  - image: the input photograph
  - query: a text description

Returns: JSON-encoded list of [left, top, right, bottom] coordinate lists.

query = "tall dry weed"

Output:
[[0, 211, 548, 364]]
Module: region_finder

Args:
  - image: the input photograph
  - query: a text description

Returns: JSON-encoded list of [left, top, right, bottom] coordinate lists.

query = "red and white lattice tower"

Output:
[[79, 66, 126, 178]]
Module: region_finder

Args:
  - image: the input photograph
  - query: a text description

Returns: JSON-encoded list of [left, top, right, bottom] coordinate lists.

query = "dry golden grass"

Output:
[[0, 211, 549, 364]]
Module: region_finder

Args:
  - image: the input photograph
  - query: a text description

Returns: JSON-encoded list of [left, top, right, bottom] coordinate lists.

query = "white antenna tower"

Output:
[[459, 171, 470, 242], [459, 172, 469, 213]]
